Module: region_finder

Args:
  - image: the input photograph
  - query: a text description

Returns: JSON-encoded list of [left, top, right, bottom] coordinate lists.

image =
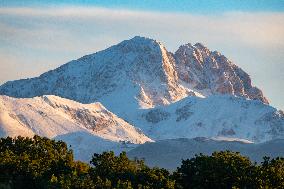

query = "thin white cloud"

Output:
[[0, 6, 283, 49]]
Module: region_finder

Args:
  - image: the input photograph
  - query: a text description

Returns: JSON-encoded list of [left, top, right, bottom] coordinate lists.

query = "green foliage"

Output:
[[0, 135, 91, 189], [0, 136, 283, 189], [90, 151, 175, 188], [174, 151, 284, 189], [260, 156, 284, 188]]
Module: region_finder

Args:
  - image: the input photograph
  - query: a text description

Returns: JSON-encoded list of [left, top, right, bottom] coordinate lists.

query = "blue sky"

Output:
[[2, 0, 284, 13], [0, 0, 284, 109]]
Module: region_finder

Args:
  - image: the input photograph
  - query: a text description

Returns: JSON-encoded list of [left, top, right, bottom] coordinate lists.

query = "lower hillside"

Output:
[[0, 135, 283, 189], [127, 137, 284, 170]]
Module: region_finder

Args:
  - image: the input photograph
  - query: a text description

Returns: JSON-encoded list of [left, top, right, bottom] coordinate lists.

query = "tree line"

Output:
[[0, 135, 283, 189]]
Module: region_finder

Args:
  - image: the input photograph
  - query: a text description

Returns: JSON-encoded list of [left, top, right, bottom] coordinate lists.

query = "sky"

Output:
[[0, 0, 283, 110]]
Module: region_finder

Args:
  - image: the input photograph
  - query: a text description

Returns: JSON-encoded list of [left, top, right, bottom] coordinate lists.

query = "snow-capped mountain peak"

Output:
[[0, 36, 269, 116], [175, 42, 269, 104]]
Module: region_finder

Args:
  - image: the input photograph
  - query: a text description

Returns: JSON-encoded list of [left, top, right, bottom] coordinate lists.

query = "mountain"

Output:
[[0, 36, 268, 118], [127, 138, 284, 170], [0, 36, 282, 167], [0, 95, 152, 144], [126, 95, 283, 143]]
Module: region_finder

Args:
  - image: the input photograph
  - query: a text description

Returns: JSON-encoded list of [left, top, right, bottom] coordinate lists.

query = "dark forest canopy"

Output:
[[0, 136, 283, 189]]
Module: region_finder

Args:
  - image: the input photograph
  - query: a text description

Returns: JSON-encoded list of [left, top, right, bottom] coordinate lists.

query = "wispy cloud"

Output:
[[1, 6, 283, 49], [0, 6, 283, 109]]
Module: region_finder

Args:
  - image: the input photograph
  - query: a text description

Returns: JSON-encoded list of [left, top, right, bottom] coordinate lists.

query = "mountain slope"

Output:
[[0, 36, 268, 118], [127, 138, 284, 170], [0, 37, 187, 114], [127, 95, 283, 143], [0, 95, 152, 144], [54, 131, 139, 162]]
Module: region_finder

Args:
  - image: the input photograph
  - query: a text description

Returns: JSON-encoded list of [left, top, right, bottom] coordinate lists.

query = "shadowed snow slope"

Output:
[[0, 95, 152, 144], [55, 131, 139, 162], [127, 138, 284, 170], [127, 95, 283, 143]]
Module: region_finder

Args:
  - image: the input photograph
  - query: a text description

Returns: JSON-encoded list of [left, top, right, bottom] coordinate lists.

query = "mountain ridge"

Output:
[[0, 95, 152, 144], [0, 36, 268, 115]]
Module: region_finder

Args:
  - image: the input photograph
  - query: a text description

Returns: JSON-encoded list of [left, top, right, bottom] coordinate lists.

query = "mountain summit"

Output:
[[175, 43, 268, 103], [0, 36, 268, 116]]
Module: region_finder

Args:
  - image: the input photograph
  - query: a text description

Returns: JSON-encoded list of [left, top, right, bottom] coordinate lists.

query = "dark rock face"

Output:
[[144, 109, 170, 124]]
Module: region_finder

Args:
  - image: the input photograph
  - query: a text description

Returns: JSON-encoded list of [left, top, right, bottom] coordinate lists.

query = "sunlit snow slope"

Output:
[[0, 95, 152, 144]]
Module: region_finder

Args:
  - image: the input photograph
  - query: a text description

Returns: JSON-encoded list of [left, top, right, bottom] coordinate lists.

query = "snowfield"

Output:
[[124, 95, 284, 143]]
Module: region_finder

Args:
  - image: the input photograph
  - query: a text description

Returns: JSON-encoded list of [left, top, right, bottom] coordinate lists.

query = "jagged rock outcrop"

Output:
[[174, 43, 268, 103]]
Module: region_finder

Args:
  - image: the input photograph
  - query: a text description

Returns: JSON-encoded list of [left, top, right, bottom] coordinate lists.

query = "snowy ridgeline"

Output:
[[0, 36, 268, 112]]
